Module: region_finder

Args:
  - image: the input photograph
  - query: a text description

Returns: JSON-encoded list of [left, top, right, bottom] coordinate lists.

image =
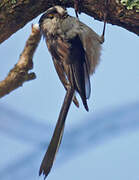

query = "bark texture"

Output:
[[0, 0, 138, 44], [0, 24, 41, 98]]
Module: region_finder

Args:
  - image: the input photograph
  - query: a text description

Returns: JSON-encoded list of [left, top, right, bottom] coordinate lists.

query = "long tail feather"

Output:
[[39, 87, 74, 178]]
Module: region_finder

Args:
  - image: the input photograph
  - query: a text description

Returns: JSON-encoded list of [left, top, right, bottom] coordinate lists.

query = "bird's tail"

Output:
[[39, 87, 74, 179]]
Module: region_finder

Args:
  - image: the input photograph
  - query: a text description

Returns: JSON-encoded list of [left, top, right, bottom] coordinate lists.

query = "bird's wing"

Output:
[[62, 16, 102, 75], [52, 57, 79, 108], [66, 35, 91, 111], [78, 22, 102, 74], [46, 19, 91, 110], [50, 34, 90, 111]]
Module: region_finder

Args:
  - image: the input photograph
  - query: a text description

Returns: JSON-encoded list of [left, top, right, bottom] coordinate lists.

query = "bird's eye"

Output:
[[48, 14, 54, 19]]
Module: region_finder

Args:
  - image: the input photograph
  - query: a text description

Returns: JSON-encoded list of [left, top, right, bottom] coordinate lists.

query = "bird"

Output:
[[39, 5, 106, 179]]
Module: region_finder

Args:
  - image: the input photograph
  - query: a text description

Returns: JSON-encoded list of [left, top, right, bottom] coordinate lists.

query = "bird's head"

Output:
[[39, 6, 68, 35]]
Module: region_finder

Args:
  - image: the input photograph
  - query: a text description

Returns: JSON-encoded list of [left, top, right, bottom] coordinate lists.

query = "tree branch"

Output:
[[0, 0, 138, 44], [0, 24, 41, 98]]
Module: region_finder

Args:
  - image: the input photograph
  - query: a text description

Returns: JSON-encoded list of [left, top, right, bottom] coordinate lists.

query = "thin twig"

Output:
[[0, 24, 41, 98]]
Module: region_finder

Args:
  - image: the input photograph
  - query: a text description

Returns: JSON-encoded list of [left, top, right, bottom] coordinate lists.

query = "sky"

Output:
[[0, 7, 139, 180]]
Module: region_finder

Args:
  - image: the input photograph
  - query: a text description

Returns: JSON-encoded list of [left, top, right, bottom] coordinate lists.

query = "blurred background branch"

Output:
[[0, 102, 139, 179]]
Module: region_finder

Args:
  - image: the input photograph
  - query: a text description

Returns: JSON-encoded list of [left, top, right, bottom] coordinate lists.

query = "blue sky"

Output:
[[0, 8, 139, 180]]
